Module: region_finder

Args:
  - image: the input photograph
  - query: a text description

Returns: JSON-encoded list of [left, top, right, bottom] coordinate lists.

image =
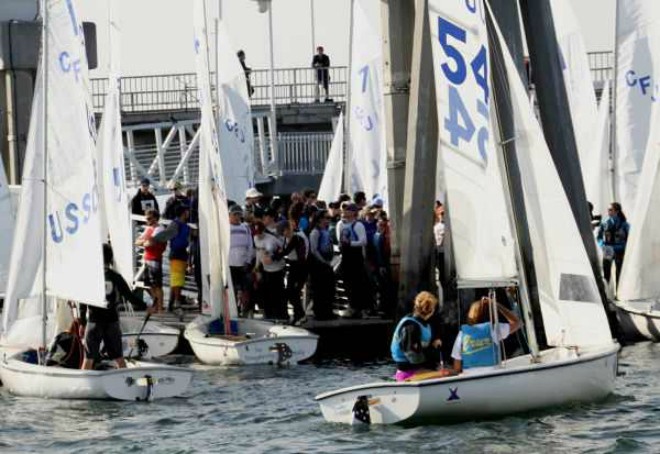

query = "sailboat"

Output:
[[317, 112, 344, 203], [0, 0, 192, 400], [183, 0, 318, 366], [0, 146, 15, 298], [94, 10, 179, 359], [316, 0, 618, 425]]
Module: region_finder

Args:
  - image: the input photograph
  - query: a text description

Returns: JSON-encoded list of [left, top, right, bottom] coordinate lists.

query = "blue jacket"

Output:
[[597, 215, 630, 254], [391, 316, 432, 364], [461, 322, 498, 369]]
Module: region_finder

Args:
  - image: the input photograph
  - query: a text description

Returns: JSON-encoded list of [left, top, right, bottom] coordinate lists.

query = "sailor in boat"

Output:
[[451, 296, 521, 374], [45, 317, 85, 369], [596, 202, 630, 287], [79, 244, 148, 370], [390, 291, 444, 381]]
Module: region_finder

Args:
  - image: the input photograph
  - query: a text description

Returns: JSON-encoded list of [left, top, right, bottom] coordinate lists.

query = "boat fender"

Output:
[[351, 395, 371, 425]]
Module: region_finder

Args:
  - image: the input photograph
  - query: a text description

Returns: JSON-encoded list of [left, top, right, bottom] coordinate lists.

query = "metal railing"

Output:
[[587, 51, 614, 83], [91, 66, 347, 113]]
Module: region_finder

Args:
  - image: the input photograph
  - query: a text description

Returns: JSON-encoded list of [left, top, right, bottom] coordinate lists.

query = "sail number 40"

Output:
[[438, 15, 489, 163]]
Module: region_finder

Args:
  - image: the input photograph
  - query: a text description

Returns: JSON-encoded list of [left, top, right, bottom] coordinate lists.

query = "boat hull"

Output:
[[613, 300, 660, 342], [120, 316, 180, 359], [316, 344, 619, 425], [0, 352, 193, 401], [184, 317, 318, 366]]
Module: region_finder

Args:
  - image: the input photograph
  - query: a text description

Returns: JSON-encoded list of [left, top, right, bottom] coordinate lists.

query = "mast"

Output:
[[487, 3, 545, 353], [343, 0, 355, 193], [40, 0, 49, 363], [611, 0, 620, 203]]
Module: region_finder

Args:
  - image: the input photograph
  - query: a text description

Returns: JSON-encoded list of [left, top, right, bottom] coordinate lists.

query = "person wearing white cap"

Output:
[[244, 187, 266, 219], [163, 180, 189, 220]]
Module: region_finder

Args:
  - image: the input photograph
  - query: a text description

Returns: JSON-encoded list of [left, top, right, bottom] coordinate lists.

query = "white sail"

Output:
[[2, 0, 106, 347], [493, 15, 612, 347], [550, 0, 602, 213], [428, 0, 518, 283], [318, 112, 344, 203], [591, 81, 614, 217], [349, 0, 387, 205], [617, 102, 660, 302], [96, 22, 133, 285], [194, 0, 236, 320], [615, 1, 660, 217], [215, 21, 255, 204], [0, 153, 15, 295]]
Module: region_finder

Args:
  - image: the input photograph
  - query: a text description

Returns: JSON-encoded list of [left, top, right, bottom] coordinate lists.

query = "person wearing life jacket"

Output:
[[596, 202, 630, 286], [274, 219, 309, 325], [153, 204, 191, 311], [135, 209, 167, 312], [451, 296, 521, 374], [391, 291, 442, 382], [46, 318, 84, 369]]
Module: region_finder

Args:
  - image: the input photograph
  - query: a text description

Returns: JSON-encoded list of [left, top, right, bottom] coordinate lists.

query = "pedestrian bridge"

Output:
[[91, 52, 612, 193]]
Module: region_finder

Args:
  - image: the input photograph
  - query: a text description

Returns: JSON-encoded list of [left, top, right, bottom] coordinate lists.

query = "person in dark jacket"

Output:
[[163, 181, 190, 220], [80, 244, 147, 370], [391, 291, 442, 381], [312, 46, 331, 102], [274, 220, 308, 324], [131, 177, 159, 216], [597, 202, 630, 285]]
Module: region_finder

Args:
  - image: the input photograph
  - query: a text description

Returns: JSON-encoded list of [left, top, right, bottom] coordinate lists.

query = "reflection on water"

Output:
[[1, 344, 659, 453]]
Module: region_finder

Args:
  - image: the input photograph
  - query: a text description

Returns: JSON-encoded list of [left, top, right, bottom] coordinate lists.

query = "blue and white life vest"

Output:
[[390, 316, 432, 364], [460, 322, 498, 369]]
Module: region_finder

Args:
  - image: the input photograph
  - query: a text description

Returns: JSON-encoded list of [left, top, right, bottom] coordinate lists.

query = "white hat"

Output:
[[245, 188, 263, 199]]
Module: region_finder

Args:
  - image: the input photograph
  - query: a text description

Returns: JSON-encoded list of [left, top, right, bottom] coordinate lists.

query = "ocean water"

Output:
[[0, 342, 659, 453]]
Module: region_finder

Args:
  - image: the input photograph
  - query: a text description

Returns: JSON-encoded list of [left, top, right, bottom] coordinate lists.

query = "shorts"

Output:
[[84, 321, 123, 361], [170, 259, 187, 288], [143, 260, 163, 287]]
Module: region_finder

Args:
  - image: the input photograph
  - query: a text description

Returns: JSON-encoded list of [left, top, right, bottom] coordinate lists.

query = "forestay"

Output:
[[492, 13, 612, 347], [550, 0, 602, 214], [96, 19, 133, 285], [193, 0, 237, 321], [318, 112, 344, 203], [615, 1, 660, 217], [2, 0, 106, 347], [617, 102, 660, 302], [215, 21, 255, 203], [428, 0, 517, 282], [0, 151, 15, 295], [349, 0, 387, 206]]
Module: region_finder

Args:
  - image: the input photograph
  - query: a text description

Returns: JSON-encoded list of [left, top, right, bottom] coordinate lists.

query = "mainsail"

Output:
[[617, 102, 660, 302], [2, 0, 106, 347], [194, 0, 236, 320], [591, 81, 614, 217], [550, 0, 602, 214], [428, 0, 518, 283], [215, 21, 255, 203], [349, 0, 387, 205], [493, 12, 612, 347], [96, 19, 133, 285], [615, 0, 660, 217], [0, 151, 15, 295], [318, 112, 344, 203]]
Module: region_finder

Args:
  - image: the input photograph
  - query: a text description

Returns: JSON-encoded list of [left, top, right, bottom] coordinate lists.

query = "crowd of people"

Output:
[[130, 180, 395, 324]]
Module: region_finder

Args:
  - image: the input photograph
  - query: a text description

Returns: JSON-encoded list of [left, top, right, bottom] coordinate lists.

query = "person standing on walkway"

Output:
[[309, 210, 336, 320], [274, 220, 309, 324], [337, 203, 373, 318], [229, 204, 255, 317], [312, 46, 331, 102], [153, 205, 191, 311], [163, 181, 189, 220], [597, 202, 630, 286], [131, 177, 159, 217], [135, 209, 167, 312], [253, 221, 286, 319]]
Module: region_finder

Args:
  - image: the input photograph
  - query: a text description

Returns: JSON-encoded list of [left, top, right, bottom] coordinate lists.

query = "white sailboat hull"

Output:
[[184, 316, 318, 366], [613, 300, 660, 341], [0, 352, 193, 401], [316, 344, 619, 425], [120, 316, 180, 359]]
